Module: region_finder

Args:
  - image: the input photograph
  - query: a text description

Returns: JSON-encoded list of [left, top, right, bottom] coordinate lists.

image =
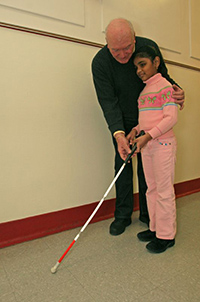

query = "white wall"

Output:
[[0, 0, 200, 223]]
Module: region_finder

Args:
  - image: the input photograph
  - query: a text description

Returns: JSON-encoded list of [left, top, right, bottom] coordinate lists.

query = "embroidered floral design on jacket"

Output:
[[161, 90, 171, 101], [148, 96, 156, 104], [140, 97, 146, 105]]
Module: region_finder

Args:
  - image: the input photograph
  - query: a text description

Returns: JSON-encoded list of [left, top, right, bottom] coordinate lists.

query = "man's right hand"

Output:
[[115, 133, 131, 161]]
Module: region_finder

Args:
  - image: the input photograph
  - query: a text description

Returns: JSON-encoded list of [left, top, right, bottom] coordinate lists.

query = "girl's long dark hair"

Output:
[[133, 45, 160, 63]]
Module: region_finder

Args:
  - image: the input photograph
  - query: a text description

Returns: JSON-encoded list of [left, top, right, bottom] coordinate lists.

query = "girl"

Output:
[[128, 45, 178, 253]]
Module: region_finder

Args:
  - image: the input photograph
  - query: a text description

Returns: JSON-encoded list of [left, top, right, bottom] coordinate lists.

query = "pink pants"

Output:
[[141, 136, 177, 240]]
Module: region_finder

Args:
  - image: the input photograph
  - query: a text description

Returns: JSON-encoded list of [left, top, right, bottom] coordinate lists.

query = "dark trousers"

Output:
[[112, 127, 149, 221]]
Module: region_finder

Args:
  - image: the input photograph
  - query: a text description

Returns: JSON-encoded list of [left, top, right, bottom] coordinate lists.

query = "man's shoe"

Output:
[[146, 237, 175, 253], [109, 218, 131, 236], [137, 229, 156, 242]]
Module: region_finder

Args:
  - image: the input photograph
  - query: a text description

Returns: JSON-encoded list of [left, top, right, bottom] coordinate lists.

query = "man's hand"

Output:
[[126, 128, 137, 146], [172, 84, 185, 110], [115, 133, 131, 161]]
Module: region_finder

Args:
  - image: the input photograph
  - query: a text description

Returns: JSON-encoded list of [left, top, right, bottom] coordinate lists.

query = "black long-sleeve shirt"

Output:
[[92, 36, 178, 135]]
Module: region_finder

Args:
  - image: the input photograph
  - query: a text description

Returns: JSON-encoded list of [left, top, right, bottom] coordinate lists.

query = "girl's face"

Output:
[[134, 56, 160, 81]]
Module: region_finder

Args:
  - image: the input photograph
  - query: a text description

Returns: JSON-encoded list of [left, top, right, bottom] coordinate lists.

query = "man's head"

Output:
[[105, 18, 136, 64]]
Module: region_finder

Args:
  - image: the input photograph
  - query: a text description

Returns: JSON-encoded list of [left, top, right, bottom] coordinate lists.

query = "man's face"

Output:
[[107, 35, 135, 64]]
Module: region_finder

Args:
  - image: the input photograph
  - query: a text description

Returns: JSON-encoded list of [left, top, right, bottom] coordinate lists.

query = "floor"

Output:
[[1, 192, 200, 302]]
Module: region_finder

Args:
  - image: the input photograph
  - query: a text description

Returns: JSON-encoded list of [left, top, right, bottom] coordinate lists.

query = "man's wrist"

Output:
[[113, 130, 125, 139]]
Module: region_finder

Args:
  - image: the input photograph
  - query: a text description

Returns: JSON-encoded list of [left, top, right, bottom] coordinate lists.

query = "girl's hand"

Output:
[[134, 133, 152, 153]]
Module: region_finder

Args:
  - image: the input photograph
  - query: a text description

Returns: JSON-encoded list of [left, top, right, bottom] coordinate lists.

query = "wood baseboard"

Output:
[[174, 178, 200, 197], [0, 178, 199, 248]]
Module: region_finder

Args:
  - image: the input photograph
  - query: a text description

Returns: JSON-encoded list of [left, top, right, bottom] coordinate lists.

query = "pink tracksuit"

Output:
[[134, 73, 178, 239]]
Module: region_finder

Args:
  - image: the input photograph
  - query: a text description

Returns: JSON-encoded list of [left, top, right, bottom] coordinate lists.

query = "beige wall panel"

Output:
[[1, 0, 200, 67], [102, 0, 182, 53], [101, 0, 200, 67], [0, 0, 104, 43], [0, 0, 85, 26], [189, 0, 200, 60]]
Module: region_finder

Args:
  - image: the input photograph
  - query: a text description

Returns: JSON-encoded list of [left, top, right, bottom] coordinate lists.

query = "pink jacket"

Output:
[[134, 73, 178, 139]]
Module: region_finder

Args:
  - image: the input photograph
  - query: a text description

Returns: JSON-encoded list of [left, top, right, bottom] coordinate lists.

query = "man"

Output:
[[91, 18, 184, 236]]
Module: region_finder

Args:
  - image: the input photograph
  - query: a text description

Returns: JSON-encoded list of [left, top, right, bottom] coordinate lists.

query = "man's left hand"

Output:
[[172, 84, 185, 110]]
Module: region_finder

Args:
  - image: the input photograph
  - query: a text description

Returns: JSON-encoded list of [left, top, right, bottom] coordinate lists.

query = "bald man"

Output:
[[92, 18, 184, 236]]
